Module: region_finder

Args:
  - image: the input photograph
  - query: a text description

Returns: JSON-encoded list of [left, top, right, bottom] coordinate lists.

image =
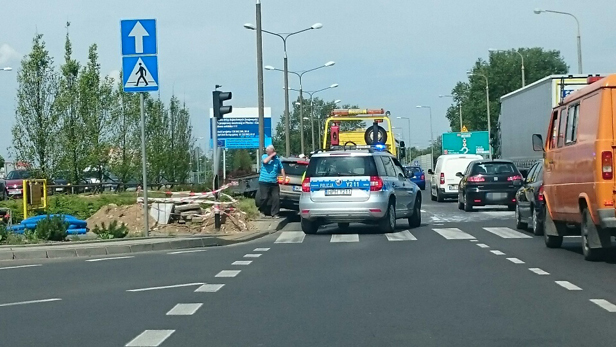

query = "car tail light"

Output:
[[302, 177, 310, 192], [507, 174, 523, 181], [277, 176, 290, 184], [538, 186, 544, 201], [440, 173, 445, 185], [420, 174, 425, 180], [602, 151, 613, 179], [370, 176, 384, 191], [467, 176, 485, 182]]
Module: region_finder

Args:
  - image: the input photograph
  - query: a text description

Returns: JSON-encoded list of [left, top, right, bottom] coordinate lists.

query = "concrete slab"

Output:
[[13, 250, 48, 260], [75, 247, 108, 257], [129, 244, 154, 253], [0, 251, 14, 260], [151, 242, 173, 251], [105, 245, 132, 255], [46, 249, 78, 259]]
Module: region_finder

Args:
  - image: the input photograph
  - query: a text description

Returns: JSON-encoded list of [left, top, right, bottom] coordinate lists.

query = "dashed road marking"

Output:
[[167, 249, 207, 255], [433, 228, 475, 240], [195, 284, 224, 292], [244, 254, 262, 258], [490, 250, 505, 255], [0, 264, 42, 270], [476, 243, 489, 248], [555, 281, 582, 291], [216, 270, 241, 278], [275, 231, 305, 243], [529, 268, 550, 275], [331, 234, 359, 243], [254, 248, 270, 252], [86, 256, 134, 262], [507, 257, 525, 264], [126, 330, 175, 346], [166, 303, 202, 316], [0, 298, 62, 308], [590, 299, 616, 312], [127, 283, 204, 293], [385, 230, 417, 241], [483, 227, 532, 239], [232, 260, 252, 266], [469, 240, 478, 242]]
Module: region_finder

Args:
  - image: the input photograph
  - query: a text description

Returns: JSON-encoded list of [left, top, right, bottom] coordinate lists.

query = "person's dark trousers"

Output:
[[259, 182, 280, 216]]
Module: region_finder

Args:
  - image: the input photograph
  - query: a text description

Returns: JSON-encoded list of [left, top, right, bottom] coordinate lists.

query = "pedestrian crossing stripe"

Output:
[[122, 55, 159, 93]]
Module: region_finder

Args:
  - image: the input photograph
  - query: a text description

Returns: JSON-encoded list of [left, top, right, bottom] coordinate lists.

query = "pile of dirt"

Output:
[[86, 204, 155, 236]]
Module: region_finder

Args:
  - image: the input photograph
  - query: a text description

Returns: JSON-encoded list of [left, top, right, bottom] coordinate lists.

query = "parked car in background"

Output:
[[404, 166, 425, 190], [2, 170, 33, 199], [457, 160, 523, 212], [429, 154, 483, 202], [277, 157, 309, 211], [515, 160, 544, 235]]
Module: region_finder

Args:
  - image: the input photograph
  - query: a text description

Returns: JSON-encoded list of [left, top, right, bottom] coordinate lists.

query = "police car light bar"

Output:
[[331, 108, 386, 116]]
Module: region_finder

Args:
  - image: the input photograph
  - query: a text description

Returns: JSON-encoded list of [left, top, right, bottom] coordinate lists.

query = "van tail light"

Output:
[[602, 151, 613, 180], [277, 176, 290, 184], [507, 174, 523, 181], [538, 185, 544, 202], [420, 174, 425, 180], [302, 177, 310, 192], [440, 173, 445, 185], [467, 176, 485, 182], [370, 176, 384, 191]]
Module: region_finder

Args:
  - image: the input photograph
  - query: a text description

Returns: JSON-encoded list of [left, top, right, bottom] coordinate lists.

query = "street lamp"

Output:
[[396, 116, 411, 163], [534, 8, 582, 74], [245, 22, 323, 156], [466, 70, 492, 160], [439, 94, 463, 130], [488, 49, 525, 87], [416, 106, 434, 170], [288, 83, 339, 151], [265, 61, 335, 155]]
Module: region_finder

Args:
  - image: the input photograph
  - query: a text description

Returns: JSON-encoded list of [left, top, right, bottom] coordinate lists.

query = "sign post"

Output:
[[121, 19, 159, 237]]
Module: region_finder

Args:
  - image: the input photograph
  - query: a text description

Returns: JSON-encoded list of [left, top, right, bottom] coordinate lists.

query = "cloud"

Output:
[[0, 44, 21, 66], [108, 69, 121, 83]]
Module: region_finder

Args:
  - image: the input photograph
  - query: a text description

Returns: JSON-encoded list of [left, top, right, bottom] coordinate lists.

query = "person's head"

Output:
[[266, 145, 275, 155]]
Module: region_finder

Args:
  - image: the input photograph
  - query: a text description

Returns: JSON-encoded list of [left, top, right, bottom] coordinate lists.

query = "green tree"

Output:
[[166, 96, 192, 183], [11, 34, 61, 176], [0, 154, 4, 169], [109, 77, 140, 183], [145, 96, 168, 183], [445, 47, 568, 157]]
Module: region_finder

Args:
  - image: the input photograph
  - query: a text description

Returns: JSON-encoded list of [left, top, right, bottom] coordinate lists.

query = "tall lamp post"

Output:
[[467, 71, 492, 160], [289, 84, 339, 152], [244, 22, 323, 156], [265, 61, 335, 155], [534, 8, 582, 74], [416, 105, 434, 170], [488, 48, 525, 87], [439, 94, 463, 131], [396, 116, 411, 163]]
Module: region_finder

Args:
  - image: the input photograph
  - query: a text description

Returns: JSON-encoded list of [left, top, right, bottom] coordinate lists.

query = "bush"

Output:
[[238, 198, 259, 220], [92, 220, 129, 239], [0, 223, 7, 243], [34, 215, 68, 241]]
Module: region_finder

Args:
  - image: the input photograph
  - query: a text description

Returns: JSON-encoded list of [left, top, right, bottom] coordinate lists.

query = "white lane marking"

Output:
[[275, 231, 305, 243], [490, 250, 505, 255], [195, 284, 225, 292], [483, 227, 532, 239], [232, 260, 253, 266], [254, 248, 270, 252], [470, 240, 478, 242], [331, 234, 359, 242], [86, 256, 134, 262], [127, 283, 204, 292], [166, 303, 202, 316], [590, 299, 616, 313], [0, 298, 62, 307], [385, 230, 417, 241], [507, 257, 525, 264], [564, 236, 581, 238], [126, 330, 175, 346], [433, 228, 475, 240], [420, 210, 427, 213], [555, 281, 582, 291], [167, 249, 207, 255], [0, 264, 42, 270], [216, 270, 240, 278], [529, 268, 550, 275], [476, 243, 490, 248], [244, 253, 262, 258]]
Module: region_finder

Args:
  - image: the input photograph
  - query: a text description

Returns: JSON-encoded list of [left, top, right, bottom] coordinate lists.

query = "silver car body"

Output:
[[299, 150, 420, 224]]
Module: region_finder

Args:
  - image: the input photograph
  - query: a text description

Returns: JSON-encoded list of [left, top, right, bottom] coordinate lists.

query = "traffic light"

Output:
[[213, 90, 232, 120]]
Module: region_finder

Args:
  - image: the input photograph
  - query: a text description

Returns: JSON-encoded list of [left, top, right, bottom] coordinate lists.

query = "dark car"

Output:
[[404, 166, 425, 190], [514, 160, 544, 235], [457, 160, 523, 212]]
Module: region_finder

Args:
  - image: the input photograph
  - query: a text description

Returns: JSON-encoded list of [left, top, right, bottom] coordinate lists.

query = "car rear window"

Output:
[[306, 156, 378, 177], [471, 162, 518, 175], [405, 167, 422, 175], [282, 161, 308, 176]]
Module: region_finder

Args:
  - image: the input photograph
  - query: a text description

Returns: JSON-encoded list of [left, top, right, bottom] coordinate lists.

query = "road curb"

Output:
[[0, 216, 286, 261]]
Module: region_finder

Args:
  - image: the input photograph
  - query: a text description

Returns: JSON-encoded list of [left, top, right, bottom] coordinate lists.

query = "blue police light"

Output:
[[373, 143, 386, 151]]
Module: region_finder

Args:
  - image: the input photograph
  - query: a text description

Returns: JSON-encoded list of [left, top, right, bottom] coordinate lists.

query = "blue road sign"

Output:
[[414, 160, 419, 166], [121, 19, 157, 56], [122, 56, 159, 92], [210, 116, 272, 149], [217, 140, 226, 147]]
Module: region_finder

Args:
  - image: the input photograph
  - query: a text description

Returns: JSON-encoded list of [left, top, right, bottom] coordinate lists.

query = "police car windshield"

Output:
[[306, 156, 378, 177]]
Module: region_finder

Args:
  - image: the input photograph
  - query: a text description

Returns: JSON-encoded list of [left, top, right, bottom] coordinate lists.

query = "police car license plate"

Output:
[[325, 189, 352, 196]]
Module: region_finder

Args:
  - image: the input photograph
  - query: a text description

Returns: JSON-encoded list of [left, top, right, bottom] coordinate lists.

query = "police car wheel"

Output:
[[379, 200, 396, 233], [301, 219, 318, 234]]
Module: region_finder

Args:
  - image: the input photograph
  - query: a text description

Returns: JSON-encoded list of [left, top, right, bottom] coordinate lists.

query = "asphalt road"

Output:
[[2, 195, 616, 346]]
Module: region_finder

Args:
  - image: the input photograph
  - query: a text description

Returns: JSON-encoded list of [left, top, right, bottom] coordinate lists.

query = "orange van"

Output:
[[532, 74, 614, 261]]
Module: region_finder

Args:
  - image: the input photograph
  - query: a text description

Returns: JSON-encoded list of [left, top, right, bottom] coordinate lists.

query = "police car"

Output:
[[299, 143, 422, 234]]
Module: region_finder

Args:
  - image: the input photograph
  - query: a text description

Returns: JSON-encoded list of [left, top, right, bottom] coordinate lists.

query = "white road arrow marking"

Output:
[[129, 21, 149, 54]]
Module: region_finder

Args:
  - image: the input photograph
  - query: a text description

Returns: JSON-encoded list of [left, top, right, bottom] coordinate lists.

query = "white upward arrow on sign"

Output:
[[129, 21, 149, 54]]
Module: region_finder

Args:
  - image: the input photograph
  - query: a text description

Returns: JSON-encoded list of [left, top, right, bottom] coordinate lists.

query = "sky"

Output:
[[1, 0, 616, 160]]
